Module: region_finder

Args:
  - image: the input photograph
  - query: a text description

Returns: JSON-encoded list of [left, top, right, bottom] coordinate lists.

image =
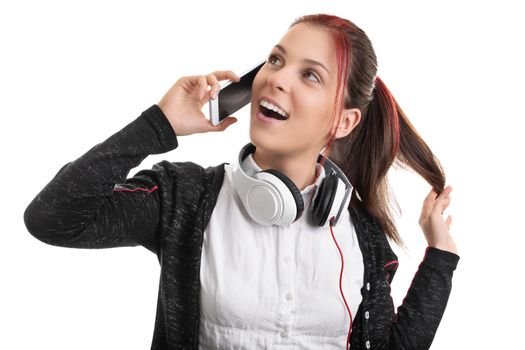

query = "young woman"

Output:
[[24, 13, 459, 350]]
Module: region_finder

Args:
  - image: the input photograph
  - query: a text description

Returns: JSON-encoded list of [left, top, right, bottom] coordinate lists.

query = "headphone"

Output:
[[231, 142, 356, 227]]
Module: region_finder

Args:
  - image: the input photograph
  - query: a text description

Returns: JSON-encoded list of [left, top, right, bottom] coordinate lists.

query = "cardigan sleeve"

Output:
[[23, 104, 179, 255], [379, 247, 460, 349]]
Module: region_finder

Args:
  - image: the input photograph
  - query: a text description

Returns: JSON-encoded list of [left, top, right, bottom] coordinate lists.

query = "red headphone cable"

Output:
[[329, 217, 353, 350]]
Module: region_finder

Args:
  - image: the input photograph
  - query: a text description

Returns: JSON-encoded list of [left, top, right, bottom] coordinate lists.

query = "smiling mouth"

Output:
[[258, 105, 288, 120]]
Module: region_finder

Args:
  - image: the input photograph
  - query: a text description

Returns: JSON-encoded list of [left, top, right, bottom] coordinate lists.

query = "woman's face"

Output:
[[250, 23, 345, 157]]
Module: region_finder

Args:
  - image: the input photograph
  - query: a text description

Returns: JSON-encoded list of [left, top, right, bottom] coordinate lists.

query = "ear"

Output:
[[334, 108, 361, 140]]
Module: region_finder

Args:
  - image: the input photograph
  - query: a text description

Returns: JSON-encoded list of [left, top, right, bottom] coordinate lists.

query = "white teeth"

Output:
[[260, 99, 288, 119]]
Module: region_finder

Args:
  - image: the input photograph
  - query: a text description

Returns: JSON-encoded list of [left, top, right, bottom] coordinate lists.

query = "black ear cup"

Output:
[[261, 169, 305, 222], [311, 172, 338, 226]]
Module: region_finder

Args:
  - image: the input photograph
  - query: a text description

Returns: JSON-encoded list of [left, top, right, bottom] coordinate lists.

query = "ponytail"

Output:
[[331, 77, 446, 245]]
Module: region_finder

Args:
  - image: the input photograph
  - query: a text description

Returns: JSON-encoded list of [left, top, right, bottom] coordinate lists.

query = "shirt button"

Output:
[[365, 311, 369, 319], [286, 293, 293, 301], [366, 282, 370, 291], [366, 340, 371, 348], [281, 330, 289, 338]]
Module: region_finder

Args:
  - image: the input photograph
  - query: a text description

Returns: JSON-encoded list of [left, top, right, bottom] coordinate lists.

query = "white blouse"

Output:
[[199, 153, 364, 349]]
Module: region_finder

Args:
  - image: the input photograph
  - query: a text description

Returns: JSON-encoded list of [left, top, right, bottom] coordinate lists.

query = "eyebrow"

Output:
[[274, 44, 330, 75]]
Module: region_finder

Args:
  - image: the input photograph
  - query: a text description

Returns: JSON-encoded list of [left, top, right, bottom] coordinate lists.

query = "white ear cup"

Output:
[[232, 162, 298, 226], [251, 172, 297, 225]]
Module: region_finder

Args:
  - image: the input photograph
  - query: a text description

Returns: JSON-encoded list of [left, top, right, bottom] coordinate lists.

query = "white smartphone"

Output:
[[209, 60, 266, 126]]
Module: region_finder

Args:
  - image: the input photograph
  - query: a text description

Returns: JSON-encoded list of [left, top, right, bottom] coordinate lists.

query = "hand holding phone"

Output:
[[157, 70, 240, 136], [209, 60, 265, 126]]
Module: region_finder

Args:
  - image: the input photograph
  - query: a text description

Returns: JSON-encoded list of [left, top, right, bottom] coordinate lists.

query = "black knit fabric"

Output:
[[24, 104, 460, 349]]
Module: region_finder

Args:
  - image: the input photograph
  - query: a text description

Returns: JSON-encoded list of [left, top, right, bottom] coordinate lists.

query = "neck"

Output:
[[252, 147, 320, 191]]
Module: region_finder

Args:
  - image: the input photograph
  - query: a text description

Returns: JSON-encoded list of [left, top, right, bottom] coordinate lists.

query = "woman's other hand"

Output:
[[419, 185, 458, 254], [157, 70, 241, 136]]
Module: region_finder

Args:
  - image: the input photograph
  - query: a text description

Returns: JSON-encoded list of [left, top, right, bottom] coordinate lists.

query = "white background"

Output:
[[1, 0, 523, 349]]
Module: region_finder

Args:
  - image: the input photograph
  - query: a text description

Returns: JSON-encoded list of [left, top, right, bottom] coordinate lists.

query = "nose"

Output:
[[266, 67, 290, 93]]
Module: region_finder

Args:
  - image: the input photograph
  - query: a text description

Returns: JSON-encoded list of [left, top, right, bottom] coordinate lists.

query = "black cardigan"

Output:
[[24, 104, 460, 349]]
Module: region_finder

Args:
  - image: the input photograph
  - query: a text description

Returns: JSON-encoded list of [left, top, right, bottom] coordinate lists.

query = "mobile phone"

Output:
[[209, 60, 265, 126]]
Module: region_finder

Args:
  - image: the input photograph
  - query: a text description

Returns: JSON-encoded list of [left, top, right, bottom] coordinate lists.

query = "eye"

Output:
[[304, 70, 320, 83], [268, 54, 282, 66]]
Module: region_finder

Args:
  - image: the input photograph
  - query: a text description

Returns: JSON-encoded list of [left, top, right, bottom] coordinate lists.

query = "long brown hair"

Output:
[[291, 14, 446, 245]]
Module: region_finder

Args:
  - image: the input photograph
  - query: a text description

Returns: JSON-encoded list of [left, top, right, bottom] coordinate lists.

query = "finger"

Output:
[[426, 185, 452, 210], [436, 186, 452, 211], [425, 188, 438, 203], [211, 116, 238, 132], [439, 185, 453, 198], [439, 196, 451, 214], [421, 188, 438, 216], [431, 192, 451, 216], [197, 75, 208, 99], [206, 73, 221, 99], [212, 70, 240, 82], [432, 185, 452, 200], [218, 116, 238, 130]]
